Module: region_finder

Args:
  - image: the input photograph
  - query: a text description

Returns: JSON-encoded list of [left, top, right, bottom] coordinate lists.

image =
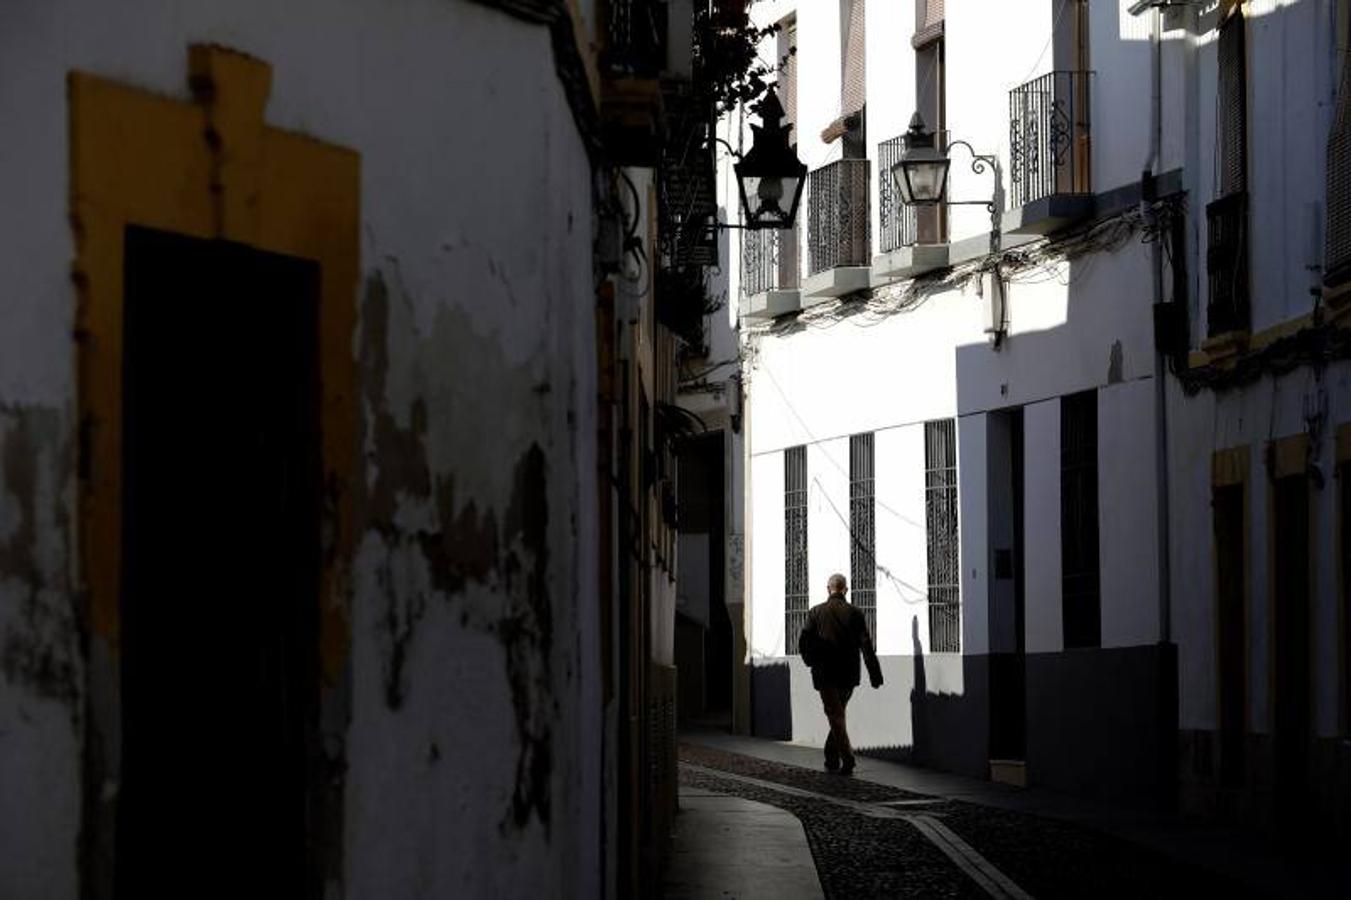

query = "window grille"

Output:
[[1061, 391, 1101, 649], [850, 433, 877, 638], [1217, 10, 1247, 196], [604, 0, 665, 77], [925, 420, 960, 652], [1208, 9, 1249, 334], [807, 160, 871, 274], [1326, 27, 1351, 287], [784, 446, 809, 652], [742, 228, 798, 298], [1207, 191, 1249, 336]]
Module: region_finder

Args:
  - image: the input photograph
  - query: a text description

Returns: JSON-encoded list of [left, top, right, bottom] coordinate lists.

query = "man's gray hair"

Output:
[[827, 573, 848, 594]]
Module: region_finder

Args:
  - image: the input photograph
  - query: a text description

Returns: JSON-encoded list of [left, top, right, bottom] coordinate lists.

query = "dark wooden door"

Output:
[[989, 408, 1026, 761], [1272, 474, 1311, 830], [1213, 483, 1247, 787], [117, 226, 321, 897]]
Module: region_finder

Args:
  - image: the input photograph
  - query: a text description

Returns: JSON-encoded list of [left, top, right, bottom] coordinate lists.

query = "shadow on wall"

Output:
[[750, 659, 792, 740], [948, 223, 1179, 808], [858, 617, 990, 780]]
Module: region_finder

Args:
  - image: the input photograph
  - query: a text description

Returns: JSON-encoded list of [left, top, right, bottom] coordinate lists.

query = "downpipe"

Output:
[[1146, 7, 1172, 648], [1145, 6, 1178, 811]]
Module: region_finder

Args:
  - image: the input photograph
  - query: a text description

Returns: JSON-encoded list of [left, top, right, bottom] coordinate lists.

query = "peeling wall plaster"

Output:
[[0, 404, 81, 899], [355, 272, 560, 832], [0, 404, 78, 709], [0, 1, 602, 897]]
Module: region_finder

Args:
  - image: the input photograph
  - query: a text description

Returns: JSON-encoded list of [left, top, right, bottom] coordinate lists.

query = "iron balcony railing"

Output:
[[807, 159, 871, 275], [742, 227, 800, 298], [1207, 191, 1250, 336], [1009, 70, 1092, 208], [878, 133, 917, 252], [604, 0, 666, 76], [877, 131, 952, 251]]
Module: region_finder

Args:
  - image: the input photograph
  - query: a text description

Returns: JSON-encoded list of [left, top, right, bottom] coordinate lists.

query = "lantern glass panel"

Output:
[[740, 174, 803, 228], [893, 157, 950, 206]]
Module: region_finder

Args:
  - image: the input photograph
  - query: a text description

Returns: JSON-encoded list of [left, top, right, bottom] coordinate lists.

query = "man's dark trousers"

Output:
[[820, 685, 854, 769], [798, 593, 882, 772]]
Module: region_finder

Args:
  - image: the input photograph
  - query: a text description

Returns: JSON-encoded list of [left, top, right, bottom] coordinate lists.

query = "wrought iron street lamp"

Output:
[[892, 112, 1008, 347], [891, 113, 951, 206], [890, 112, 1000, 218], [734, 87, 808, 230]]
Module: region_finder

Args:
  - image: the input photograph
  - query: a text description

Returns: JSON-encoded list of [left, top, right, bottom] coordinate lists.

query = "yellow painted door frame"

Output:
[[69, 44, 359, 889]]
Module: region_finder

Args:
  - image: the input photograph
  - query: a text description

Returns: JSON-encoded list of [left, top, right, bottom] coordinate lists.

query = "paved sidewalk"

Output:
[[664, 786, 825, 899], [683, 729, 1347, 898]]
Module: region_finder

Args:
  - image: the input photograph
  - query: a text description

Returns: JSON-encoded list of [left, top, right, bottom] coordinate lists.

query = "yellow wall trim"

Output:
[[70, 45, 359, 681], [1267, 433, 1310, 481], [1212, 445, 1251, 487]]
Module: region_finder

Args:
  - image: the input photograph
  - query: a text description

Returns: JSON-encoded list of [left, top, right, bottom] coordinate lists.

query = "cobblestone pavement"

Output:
[[679, 744, 1264, 899]]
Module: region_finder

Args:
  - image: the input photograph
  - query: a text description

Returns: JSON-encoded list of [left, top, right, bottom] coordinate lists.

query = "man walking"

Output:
[[798, 574, 883, 774]]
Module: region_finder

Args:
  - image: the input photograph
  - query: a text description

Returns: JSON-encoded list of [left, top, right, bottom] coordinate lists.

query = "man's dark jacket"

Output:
[[798, 594, 883, 691]]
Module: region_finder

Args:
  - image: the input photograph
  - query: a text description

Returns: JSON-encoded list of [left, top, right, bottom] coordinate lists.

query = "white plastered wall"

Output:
[[749, 449, 787, 658], [873, 424, 930, 657], [0, 1, 603, 897], [1099, 377, 1162, 649]]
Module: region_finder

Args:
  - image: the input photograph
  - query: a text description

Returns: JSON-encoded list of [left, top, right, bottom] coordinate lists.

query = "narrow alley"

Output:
[[668, 734, 1339, 898], [3, 0, 1351, 897]]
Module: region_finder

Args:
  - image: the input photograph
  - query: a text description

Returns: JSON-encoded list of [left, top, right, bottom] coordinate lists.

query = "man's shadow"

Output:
[[910, 615, 928, 764]]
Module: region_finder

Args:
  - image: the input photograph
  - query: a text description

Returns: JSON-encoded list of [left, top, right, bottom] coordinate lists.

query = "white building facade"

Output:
[[725, 0, 1351, 833]]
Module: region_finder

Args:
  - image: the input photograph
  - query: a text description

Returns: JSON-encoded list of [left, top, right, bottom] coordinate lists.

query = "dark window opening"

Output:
[[1272, 472, 1312, 824], [1343, 460, 1351, 734], [1208, 9, 1250, 336], [1061, 390, 1100, 649]]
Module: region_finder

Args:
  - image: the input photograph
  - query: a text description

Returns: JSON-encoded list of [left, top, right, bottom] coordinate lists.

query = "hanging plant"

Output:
[[696, 0, 785, 112]]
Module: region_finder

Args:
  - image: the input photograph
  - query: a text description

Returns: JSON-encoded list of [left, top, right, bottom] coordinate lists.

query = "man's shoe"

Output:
[[824, 757, 840, 773], [839, 757, 855, 776]]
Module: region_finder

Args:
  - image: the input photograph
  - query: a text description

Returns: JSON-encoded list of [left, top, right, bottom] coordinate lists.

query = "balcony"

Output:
[[1006, 70, 1093, 235], [740, 228, 802, 320], [601, 0, 668, 165], [804, 159, 871, 298], [1205, 191, 1250, 342], [873, 131, 951, 283], [604, 0, 667, 77]]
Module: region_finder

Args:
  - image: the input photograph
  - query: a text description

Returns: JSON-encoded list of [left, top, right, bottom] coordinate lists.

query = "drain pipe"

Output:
[[1147, 7, 1173, 647]]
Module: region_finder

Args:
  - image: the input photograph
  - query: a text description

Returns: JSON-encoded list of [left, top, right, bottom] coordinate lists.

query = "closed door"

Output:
[[117, 226, 321, 897], [988, 408, 1026, 761], [1213, 483, 1247, 787], [1272, 474, 1311, 829]]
